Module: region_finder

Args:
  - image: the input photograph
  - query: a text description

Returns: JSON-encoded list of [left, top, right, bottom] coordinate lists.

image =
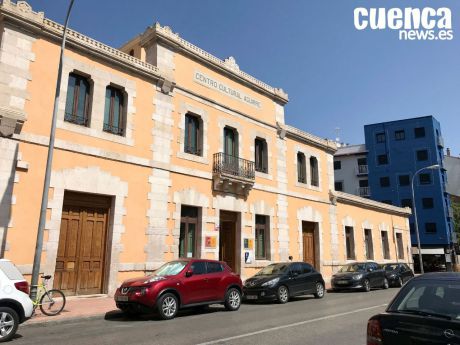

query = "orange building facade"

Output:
[[0, 1, 411, 296]]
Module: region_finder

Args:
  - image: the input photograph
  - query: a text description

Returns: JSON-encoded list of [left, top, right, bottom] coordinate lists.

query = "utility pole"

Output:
[[30, 0, 75, 298]]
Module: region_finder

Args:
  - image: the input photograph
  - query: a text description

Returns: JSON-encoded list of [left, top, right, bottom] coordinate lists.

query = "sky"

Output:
[[27, 0, 460, 154]]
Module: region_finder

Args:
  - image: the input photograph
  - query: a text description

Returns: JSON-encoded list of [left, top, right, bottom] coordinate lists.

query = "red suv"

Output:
[[114, 259, 243, 320]]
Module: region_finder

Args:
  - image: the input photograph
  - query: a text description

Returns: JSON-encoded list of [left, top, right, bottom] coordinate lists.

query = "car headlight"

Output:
[[352, 273, 364, 280], [388, 274, 396, 279], [261, 277, 280, 287], [143, 276, 166, 284]]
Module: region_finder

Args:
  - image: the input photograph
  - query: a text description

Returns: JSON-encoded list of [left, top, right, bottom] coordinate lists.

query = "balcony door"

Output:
[[224, 127, 238, 157], [224, 127, 238, 175]]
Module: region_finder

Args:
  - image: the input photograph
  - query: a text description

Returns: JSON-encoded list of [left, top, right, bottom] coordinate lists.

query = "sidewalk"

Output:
[[27, 295, 116, 326]]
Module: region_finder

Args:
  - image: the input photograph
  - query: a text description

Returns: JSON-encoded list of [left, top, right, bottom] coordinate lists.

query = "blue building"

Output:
[[364, 116, 455, 272]]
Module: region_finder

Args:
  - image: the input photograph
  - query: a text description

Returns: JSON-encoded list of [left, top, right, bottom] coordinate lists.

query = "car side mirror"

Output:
[[185, 270, 193, 278], [291, 272, 299, 277], [368, 268, 373, 272]]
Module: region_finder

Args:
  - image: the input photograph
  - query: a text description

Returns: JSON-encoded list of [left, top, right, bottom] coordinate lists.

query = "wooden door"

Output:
[[302, 221, 316, 268], [54, 193, 110, 296], [220, 220, 236, 272]]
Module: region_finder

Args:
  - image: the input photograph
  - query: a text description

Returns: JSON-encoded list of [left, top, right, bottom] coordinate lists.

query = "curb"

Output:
[[22, 312, 112, 328]]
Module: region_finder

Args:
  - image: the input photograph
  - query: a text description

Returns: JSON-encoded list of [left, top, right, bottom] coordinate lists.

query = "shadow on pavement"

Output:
[[104, 305, 227, 322]]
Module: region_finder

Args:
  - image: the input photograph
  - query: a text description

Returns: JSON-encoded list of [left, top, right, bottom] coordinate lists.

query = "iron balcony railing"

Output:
[[103, 123, 124, 136], [358, 186, 370, 197], [213, 152, 255, 180], [64, 112, 89, 126], [356, 164, 368, 175]]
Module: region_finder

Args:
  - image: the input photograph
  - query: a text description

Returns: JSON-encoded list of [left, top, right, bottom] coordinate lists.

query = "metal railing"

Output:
[[358, 186, 370, 197], [213, 152, 255, 180], [64, 113, 89, 126], [103, 123, 124, 136], [356, 165, 368, 175], [184, 145, 202, 156]]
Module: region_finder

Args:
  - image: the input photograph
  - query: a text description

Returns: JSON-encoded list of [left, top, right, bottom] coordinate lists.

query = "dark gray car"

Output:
[[331, 262, 388, 292]]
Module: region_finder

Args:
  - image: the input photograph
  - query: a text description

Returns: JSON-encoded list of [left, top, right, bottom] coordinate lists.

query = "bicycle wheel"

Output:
[[39, 289, 66, 316]]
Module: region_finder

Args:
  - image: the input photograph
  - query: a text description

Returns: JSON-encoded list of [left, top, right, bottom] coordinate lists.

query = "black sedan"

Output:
[[367, 273, 460, 345], [243, 262, 325, 303], [382, 262, 414, 287], [331, 262, 388, 292]]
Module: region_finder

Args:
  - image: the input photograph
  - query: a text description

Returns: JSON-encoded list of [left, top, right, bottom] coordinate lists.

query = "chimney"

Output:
[[447, 148, 451, 156]]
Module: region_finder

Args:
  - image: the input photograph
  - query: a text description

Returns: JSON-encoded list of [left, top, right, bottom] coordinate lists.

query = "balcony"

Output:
[[213, 152, 255, 196], [0, 107, 26, 137], [437, 135, 444, 148], [356, 165, 368, 175], [357, 186, 370, 197]]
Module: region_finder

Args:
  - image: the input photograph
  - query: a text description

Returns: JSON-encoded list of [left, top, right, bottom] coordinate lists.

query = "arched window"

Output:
[[254, 138, 268, 173], [184, 113, 202, 156], [104, 86, 125, 136], [297, 152, 306, 183], [65, 73, 91, 126], [310, 156, 319, 186]]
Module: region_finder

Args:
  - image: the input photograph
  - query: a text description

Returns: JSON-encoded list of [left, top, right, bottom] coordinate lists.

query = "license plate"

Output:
[[116, 296, 129, 302], [337, 280, 348, 285], [246, 295, 258, 300]]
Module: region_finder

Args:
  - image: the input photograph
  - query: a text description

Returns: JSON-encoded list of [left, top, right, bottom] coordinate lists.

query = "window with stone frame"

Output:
[[396, 233, 404, 259], [179, 206, 199, 258], [254, 138, 268, 173], [184, 113, 203, 156], [297, 152, 307, 183], [65, 73, 91, 126], [381, 231, 390, 259], [345, 226, 355, 260], [310, 156, 319, 187], [103, 86, 126, 136], [255, 215, 269, 260], [364, 229, 374, 260]]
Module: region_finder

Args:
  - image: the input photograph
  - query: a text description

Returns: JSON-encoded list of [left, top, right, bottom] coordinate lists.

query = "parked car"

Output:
[[0, 259, 34, 343], [367, 272, 460, 345], [243, 262, 325, 303], [114, 259, 242, 320], [331, 262, 388, 292], [382, 262, 414, 287]]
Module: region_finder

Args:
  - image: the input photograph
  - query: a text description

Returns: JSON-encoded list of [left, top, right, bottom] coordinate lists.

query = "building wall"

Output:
[[0, 1, 411, 295], [334, 151, 368, 196], [365, 116, 454, 249]]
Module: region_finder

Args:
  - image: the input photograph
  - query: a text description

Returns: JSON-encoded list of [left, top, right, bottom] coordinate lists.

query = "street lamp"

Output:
[[411, 164, 441, 274], [30, 0, 75, 298]]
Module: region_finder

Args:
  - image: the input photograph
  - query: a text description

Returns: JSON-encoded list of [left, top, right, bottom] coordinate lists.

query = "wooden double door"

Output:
[[54, 192, 110, 296], [302, 221, 317, 269]]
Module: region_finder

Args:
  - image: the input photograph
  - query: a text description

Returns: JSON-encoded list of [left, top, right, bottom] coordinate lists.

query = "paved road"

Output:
[[15, 288, 399, 345]]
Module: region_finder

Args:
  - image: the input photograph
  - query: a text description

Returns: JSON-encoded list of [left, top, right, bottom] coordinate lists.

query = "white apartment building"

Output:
[[333, 144, 369, 197]]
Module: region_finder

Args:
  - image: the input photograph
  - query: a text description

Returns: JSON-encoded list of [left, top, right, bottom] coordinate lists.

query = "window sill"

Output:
[[255, 171, 273, 180], [177, 151, 208, 165], [295, 181, 322, 192], [58, 120, 134, 146]]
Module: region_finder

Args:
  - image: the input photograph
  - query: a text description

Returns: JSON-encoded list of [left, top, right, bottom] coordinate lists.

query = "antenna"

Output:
[[335, 127, 341, 143]]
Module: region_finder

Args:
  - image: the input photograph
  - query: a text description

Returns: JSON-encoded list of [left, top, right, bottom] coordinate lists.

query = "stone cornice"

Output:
[[334, 191, 412, 217], [0, 0, 165, 84], [283, 124, 337, 154], [140, 23, 289, 105]]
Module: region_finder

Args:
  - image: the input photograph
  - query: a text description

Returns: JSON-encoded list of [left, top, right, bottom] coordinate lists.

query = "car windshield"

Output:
[[389, 279, 460, 320], [256, 263, 289, 276], [153, 261, 188, 277], [384, 264, 399, 271], [338, 264, 366, 273]]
